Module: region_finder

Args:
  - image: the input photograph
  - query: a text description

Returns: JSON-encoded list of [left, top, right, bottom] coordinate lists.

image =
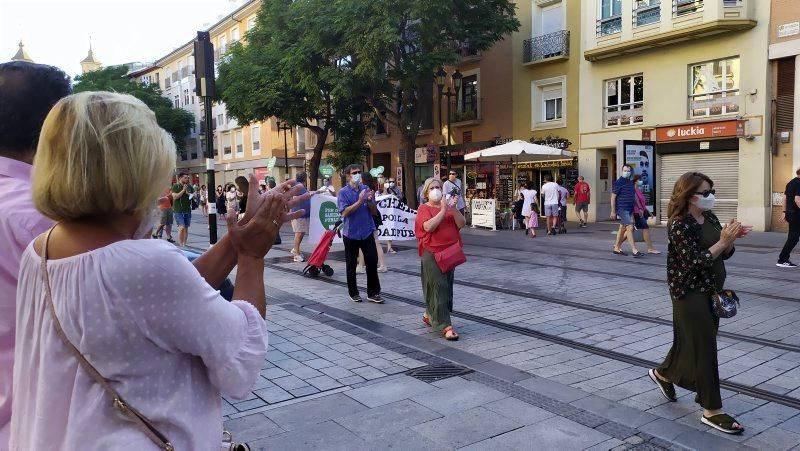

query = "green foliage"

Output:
[[73, 65, 195, 151]]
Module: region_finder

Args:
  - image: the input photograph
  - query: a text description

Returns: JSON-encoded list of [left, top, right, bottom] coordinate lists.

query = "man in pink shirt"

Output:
[[0, 61, 72, 448]]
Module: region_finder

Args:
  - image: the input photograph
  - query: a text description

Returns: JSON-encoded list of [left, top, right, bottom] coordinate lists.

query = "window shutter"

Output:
[[776, 58, 795, 132]]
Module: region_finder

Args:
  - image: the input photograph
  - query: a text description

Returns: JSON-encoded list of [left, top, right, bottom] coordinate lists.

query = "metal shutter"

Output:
[[658, 151, 739, 224], [777, 58, 795, 132]]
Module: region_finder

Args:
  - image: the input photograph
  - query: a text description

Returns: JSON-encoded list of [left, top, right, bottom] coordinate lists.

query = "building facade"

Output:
[[769, 0, 800, 232], [512, 0, 581, 217], [579, 0, 771, 230]]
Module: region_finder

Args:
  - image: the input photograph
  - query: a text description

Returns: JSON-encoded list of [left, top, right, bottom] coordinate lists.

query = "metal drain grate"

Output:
[[406, 363, 473, 383]]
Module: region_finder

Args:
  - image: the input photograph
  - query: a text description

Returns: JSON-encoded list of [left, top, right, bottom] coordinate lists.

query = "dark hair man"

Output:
[[778, 167, 800, 268], [171, 171, 194, 247], [611, 164, 642, 257]]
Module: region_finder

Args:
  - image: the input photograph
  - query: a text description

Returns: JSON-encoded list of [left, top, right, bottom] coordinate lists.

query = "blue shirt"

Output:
[[612, 177, 635, 212], [290, 186, 311, 218], [337, 183, 375, 240]]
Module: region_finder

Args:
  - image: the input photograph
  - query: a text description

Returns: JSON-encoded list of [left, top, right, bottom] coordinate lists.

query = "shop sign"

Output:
[[494, 137, 513, 146], [433, 163, 440, 179], [396, 166, 403, 195], [620, 140, 655, 212], [471, 198, 496, 231], [778, 22, 800, 38], [516, 159, 575, 169], [530, 136, 572, 150], [414, 147, 428, 164], [655, 120, 744, 142], [253, 167, 270, 184]]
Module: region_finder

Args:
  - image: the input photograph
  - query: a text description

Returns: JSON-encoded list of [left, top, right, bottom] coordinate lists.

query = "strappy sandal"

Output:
[[648, 369, 677, 402], [701, 413, 744, 434], [422, 315, 431, 327], [443, 326, 459, 341]]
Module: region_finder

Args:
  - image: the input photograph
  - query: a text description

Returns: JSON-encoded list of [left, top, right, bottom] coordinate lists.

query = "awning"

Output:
[[464, 139, 575, 162]]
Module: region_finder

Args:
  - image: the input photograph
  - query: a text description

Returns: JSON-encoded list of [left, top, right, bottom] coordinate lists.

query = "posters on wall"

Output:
[[619, 140, 655, 211], [308, 194, 417, 246]]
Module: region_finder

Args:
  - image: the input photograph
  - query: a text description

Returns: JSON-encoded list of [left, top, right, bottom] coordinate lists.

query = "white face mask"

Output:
[[389, 182, 396, 187], [692, 193, 715, 211], [351, 173, 362, 184], [622, 171, 631, 178], [428, 188, 443, 202], [133, 207, 159, 240]]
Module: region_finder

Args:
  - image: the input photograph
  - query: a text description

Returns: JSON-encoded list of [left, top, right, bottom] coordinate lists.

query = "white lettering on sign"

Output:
[[778, 22, 800, 38]]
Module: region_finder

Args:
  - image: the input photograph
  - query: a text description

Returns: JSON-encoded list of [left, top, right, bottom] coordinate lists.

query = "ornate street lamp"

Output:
[[277, 120, 292, 180], [435, 67, 462, 170]]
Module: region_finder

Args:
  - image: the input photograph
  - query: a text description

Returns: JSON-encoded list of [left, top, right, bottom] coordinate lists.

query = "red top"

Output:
[[574, 181, 590, 204], [158, 188, 173, 211], [415, 204, 462, 256]]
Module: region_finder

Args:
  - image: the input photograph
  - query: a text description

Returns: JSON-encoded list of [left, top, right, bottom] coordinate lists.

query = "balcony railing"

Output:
[[451, 41, 480, 59], [634, 1, 661, 27], [674, 0, 703, 17], [523, 30, 570, 64], [449, 97, 484, 125], [597, 15, 622, 36]]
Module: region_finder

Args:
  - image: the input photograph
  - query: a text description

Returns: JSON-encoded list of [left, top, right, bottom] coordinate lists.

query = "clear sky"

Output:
[[1, 0, 247, 78]]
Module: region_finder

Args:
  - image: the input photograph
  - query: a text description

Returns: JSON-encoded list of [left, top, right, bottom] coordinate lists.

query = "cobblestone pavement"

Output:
[[184, 217, 800, 450]]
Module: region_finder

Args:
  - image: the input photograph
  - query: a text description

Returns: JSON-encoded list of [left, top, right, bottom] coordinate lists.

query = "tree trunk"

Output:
[[307, 129, 328, 191], [400, 132, 418, 209]]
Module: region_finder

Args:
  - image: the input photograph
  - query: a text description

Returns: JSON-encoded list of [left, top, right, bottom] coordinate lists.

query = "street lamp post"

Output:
[[278, 121, 291, 180], [435, 67, 462, 171]]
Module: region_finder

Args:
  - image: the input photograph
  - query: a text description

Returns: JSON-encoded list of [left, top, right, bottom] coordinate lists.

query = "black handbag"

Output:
[[711, 289, 739, 318]]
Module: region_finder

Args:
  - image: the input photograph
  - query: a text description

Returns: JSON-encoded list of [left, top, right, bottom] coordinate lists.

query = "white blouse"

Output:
[[11, 239, 268, 450]]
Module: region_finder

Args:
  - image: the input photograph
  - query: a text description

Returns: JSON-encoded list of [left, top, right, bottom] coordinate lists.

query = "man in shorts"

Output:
[[171, 172, 194, 247], [611, 164, 642, 257], [574, 176, 590, 227], [291, 172, 313, 262], [541, 175, 560, 236], [153, 187, 175, 243]]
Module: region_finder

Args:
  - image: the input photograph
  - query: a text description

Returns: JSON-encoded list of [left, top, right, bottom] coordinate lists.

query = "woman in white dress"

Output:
[[11, 91, 309, 450], [520, 181, 539, 238]]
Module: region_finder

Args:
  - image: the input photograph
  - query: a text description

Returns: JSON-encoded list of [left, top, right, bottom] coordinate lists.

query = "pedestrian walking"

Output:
[[777, 167, 800, 268], [0, 60, 71, 447], [225, 184, 239, 217], [557, 179, 569, 234], [171, 172, 194, 247], [541, 175, 560, 236], [520, 181, 538, 238], [152, 187, 175, 243], [632, 174, 660, 254], [512, 193, 525, 231], [290, 172, 312, 262], [235, 176, 250, 221], [199, 184, 209, 216], [574, 176, 590, 227], [611, 164, 643, 257], [215, 185, 227, 219], [11, 91, 310, 450], [356, 173, 388, 273], [338, 164, 383, 303], [443, 170, 465, 216], [415, 177, 466, 340], [648, 171, 750, 435]]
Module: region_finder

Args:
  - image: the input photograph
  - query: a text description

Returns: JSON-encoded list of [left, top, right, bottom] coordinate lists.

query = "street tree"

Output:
[[217, 0, 369, 190], [73, 65, 195, 151], [333, 0, 519, 206]]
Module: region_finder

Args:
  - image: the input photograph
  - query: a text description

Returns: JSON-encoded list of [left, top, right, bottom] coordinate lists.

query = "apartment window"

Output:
[[723, 0, 741, 6], [634, 0, 660, 27], [597, 0, 622, 36], [217, 114, 224, 128], [605, 74, 644, 127], [180, 150, 187, 161], [174, 96, 179, 108], [538, 1, 564, 36], [184, 89, 189, 106], [674, 0, 703, 17], [190, 140, 198, 160], [235, 129, 244, 156], [231, 27, 240, 43], [155, 73, 160, 85], [375, 111, 387, 135], [165, 77, 171, 89], [689, 57, 740, 118], [219, 36, 227, 54], [251, 126, 261, 155], [543, 85, 563, 122], [223, 133, 232, 156], [456, 74, 479, 121], [247, 16, 257, 30], [200, 138, 207, 156]]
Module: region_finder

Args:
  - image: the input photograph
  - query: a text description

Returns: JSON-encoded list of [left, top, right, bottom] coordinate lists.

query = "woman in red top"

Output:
[[415, 177, 466, 340]]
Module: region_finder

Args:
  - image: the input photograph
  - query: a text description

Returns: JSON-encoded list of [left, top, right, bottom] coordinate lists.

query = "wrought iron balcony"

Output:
[[634, 1, 661, 27], [523, 30, 570, 64], [674, 0, 703, 17], [597, 15, 622, 36]]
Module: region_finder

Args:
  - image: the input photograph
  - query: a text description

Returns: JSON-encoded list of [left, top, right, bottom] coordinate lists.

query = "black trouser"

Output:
[[779, 212, 800, 263], [343, 234, 381, 297]]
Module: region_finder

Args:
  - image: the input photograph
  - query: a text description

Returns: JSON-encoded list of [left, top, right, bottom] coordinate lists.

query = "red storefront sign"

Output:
[[253, 167, 270, 183], [655, 120, 744, 142]]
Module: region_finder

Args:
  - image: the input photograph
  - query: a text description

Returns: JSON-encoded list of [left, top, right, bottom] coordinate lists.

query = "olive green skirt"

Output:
[[421, 251, 454, 331]]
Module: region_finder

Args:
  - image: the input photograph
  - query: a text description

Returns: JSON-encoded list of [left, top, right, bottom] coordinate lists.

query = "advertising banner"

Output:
[[619, 140, 655, 212], [308, 194, 418, 246], [471, 198, 496, 230]]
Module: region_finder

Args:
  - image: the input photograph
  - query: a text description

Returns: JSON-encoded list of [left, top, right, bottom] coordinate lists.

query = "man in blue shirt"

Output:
[[610, 164, 642, 257], [338, 164, 383, 303]]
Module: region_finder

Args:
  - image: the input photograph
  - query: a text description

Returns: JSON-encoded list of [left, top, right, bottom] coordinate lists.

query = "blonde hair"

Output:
[[32, 91, 176, 221], [421, 177, 442, 201]]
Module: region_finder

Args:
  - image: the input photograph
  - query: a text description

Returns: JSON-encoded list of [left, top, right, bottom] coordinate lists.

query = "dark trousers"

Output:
[[779, 212, 800, 263], [343, 234, 381, 297]]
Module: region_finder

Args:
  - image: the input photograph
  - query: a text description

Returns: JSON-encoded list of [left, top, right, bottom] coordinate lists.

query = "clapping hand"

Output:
[[239, 174, 311, 225], [728, 218, 752, 238]]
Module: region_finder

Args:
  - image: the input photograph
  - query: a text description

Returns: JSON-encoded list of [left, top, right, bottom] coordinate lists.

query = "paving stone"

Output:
[[264, 393, 369, 431], [260, 367, 290, 380], [572, 395, 658, 428], [412, 379, 508, 416], [335, 399, 442, 439], [489, 415, 610, 451], [351, 366, 388, 380], [254, 385, 293, 404], [287, 365, 324, 379], [412, 407, 523, 449], [272, 374, 309, 391], [305, 358, 336, 370], [363, 428, 449, 451], [346, 375, 437, 408], [515, 376, 591, 404], [744, 426, 800, 450], [223, 413, 284, 442], [288, 385, 320, 397], [483, 396, 555, 426], [233, 398, 267, 411], [248, 420, 366, 451]]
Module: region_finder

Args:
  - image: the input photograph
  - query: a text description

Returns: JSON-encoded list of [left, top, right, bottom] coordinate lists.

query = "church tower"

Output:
[[11, 41, 33, 62], [80, 38, 102, 74]]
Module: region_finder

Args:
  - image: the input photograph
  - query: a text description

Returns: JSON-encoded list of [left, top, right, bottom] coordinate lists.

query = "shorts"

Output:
[[292, 217, 309, 234], [544, 204, 559, 217], [159, 209, 173, 226], [174, 212, 192, 228], [617, 210, 633, 226], [575, 203, 588, 213], [634, 213, 649, 230]]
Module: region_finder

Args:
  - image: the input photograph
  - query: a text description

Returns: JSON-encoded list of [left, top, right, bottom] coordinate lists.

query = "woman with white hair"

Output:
[[11, 92, 308, 449], [415, 177, 466, 340]]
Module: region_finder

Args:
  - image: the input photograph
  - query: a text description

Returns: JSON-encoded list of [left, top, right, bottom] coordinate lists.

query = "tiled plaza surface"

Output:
[[185, 217, 800, 450]]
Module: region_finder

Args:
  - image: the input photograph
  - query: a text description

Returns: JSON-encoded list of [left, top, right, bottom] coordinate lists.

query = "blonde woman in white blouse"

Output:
[[11, 92, 310, 450]]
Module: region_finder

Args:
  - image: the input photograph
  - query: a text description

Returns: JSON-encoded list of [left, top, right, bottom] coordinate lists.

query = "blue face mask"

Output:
[[637, 180, 644, 186], [351, 173, 362, 184]]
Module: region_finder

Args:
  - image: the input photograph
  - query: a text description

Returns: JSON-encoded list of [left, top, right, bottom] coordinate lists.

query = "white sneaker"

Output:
[[356, 266, 366, 274], [293, 254, 305, 263], [290, 248, 298, 255], [776, 261, 798, 268], [377, 266, 388, 273]]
